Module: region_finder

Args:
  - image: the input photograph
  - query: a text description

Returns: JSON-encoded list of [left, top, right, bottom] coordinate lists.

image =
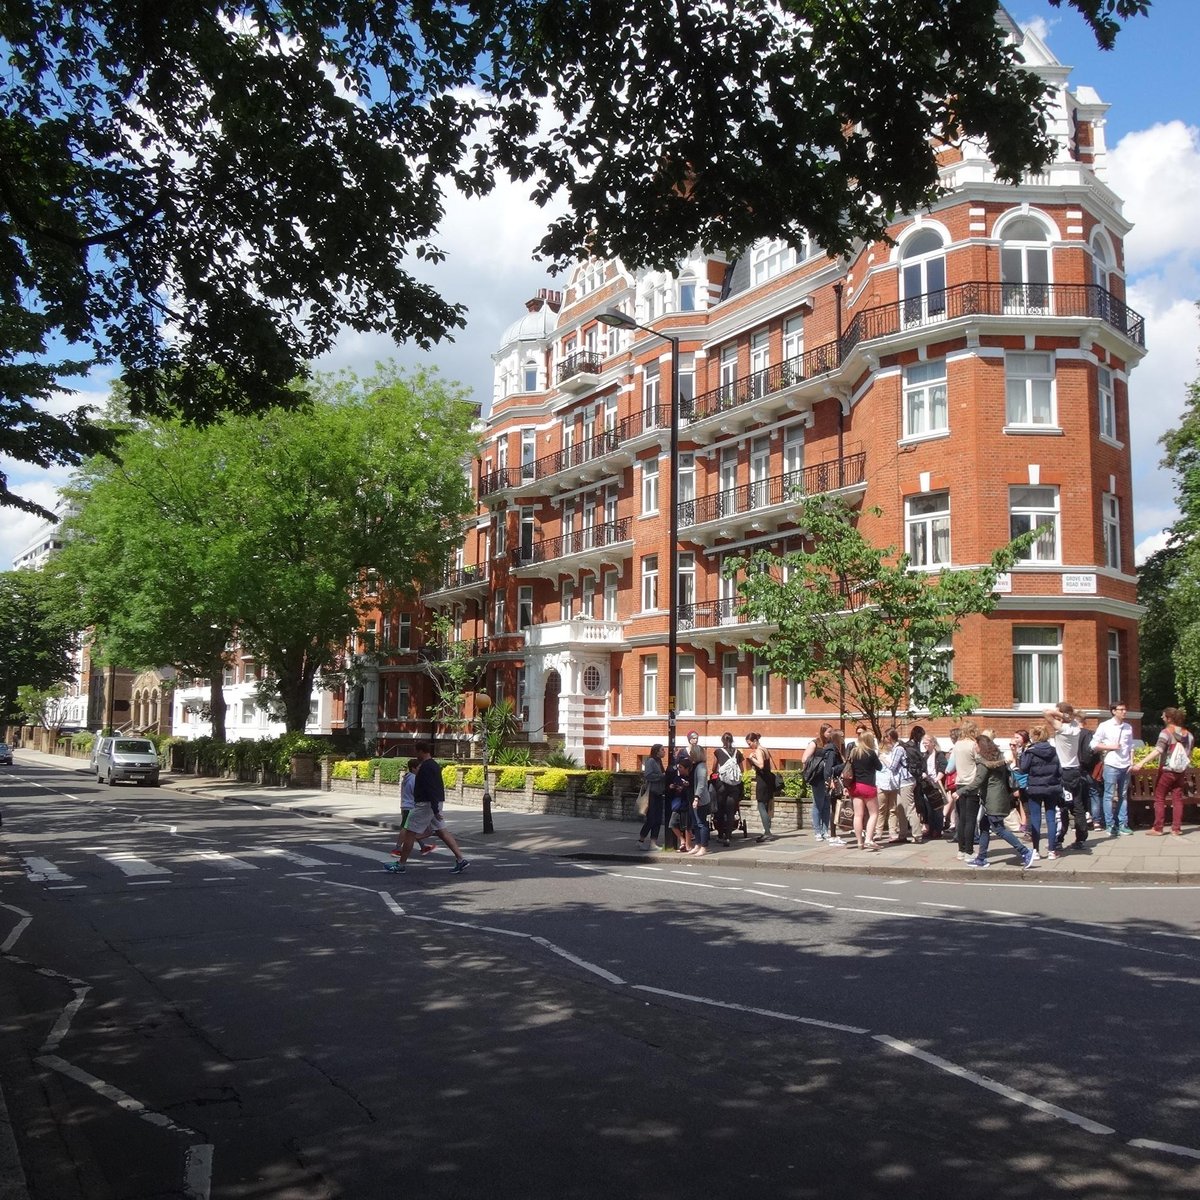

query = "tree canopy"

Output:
[[0, 568, 76, 721], [55, 365, 479, 733], [1, 0, 1150, 514], [731, 497, 1033, 734], [1146, 325, 1200, 714]]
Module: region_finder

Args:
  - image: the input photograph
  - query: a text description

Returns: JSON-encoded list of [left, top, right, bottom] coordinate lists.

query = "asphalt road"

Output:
[[1, 761, 1198, 1199]]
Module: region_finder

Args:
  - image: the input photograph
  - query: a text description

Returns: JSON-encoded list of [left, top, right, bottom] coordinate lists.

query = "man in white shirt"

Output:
[[1093, 703, 1134, 836], [1044, 703, 1088, 849]]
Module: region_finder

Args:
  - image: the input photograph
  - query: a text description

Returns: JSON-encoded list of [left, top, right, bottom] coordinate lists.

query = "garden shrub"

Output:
[[496, 766, 529, 790], [463, 765, 484, 787], [441, 764, 458, 789], [535, 768, 569, 793], [584, 770, 614, 796]]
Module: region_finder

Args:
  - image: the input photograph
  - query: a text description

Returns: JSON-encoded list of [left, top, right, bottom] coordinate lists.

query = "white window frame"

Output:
[[398, 612, 412, 650], [641, 458, 660, 514], [677, 551, 695, 610], [560, 578, 574, 622], [1107, 631, 1122, 705], [518, 586, 534, 630], [903, 360, 949, 439], [1012, 626, 1062, 708], [640, 555, 659, 612], [785, 676, 805, 713], [752, 654, 770, 714], [1005, 352, 1056, 428], [1009, 485, 1060, 564], [581, 575, 595, 618], [1103, 493, 1121, 571], [603, 569, 619, 621], [721, 652, 739, 714], [1098, 367, 1117, 442], [522, 360, 538, 392], [905, 492, 951, 568], [493, 593, 506, 635], [678, 654, 696, 715], [642, 655, 659, 714]]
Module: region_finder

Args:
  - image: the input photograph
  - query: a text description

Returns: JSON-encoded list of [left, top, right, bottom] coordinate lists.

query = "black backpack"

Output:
[[904, 738, 925, 783], [1078, 728, 1096, 770]]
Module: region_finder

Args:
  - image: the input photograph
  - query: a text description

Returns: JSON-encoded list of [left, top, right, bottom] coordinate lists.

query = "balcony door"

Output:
[[1001, 217, 1051, 313], [900, 228, 947, 327]]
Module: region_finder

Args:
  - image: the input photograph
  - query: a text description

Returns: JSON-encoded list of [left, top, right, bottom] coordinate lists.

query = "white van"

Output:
[[96, 737, 160, 787], [89, 736, 113, 774]]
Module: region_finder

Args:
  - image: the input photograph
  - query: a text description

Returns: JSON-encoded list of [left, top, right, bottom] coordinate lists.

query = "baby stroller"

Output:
[[709, 789, 749, 844]]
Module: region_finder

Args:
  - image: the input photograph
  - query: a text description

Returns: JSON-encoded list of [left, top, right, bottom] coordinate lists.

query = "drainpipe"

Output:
[[833, 281, 846, 481]]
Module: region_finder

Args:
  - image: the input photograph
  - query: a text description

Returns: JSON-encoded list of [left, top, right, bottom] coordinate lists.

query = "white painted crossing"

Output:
[[253, 847, 333, 868], [193, 851, 258, 872], [22, 856, 74, 883], [317, 843, 397, 865], [100, 852, 171, 877]]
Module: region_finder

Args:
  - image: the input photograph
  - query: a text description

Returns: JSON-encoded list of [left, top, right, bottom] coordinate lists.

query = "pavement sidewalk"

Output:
[[15, 749, 1199, 884]]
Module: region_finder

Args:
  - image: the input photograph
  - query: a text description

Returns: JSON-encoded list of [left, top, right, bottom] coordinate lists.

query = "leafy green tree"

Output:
[[732, 497, 1033, 734], [1150, 345, 1200, 711], [1, 0, 1149, 513], [1136, 542, 1189, 729], [421, 610, 481, 740], [0, 569, 76, 720], [59, 365, 478, 732], [15, 682, 67, 728]]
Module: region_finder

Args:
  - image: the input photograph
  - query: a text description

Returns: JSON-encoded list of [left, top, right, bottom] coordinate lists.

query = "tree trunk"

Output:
[[278, 661, 318, 733], [208, 675, 227, 743]]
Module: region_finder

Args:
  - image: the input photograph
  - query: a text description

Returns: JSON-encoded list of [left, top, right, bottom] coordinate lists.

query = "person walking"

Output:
[[388, 742, 469, 874], [637, 743, 667, 849], [1093, 702, 1134, 836], [712, 732, 744, 846], [686, 732, 712, 856], [969, 734, 1036, 869], [746, 732, 778, 843], [391, 758, 438, 857], [1137, 707, 1194, 836], [1020, 725, 1062, 859], [843, 729, 883, 851]]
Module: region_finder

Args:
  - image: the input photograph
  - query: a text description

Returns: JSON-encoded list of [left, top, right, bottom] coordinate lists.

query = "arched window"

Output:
[[1090, 231, 1113, 292], [899, 227, 947, 326], [1000, 215, 1052, 312]]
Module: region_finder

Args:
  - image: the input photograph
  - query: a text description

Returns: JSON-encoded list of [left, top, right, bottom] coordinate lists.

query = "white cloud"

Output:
[[0, 474, 72, 570], [1109, 121, 1200, 270], [1135, 528, 1172, 565]]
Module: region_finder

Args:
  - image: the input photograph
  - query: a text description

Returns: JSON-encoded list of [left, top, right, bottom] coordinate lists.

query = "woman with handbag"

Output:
[[802, 723, 839, 843], [843, 729, 884, 851], [712, 732, 744, 846], [637, 744, 666, 850]]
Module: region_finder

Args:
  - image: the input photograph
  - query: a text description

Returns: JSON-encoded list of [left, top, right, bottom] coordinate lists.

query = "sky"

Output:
[[2, 0, 1197, 571]]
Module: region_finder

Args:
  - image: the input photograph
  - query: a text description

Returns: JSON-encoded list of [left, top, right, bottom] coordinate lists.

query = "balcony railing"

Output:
[[509, 516, 632, 568], [556, 351, 604, 385], [427, 564, 488, 593], [688, 280, 1145, 426], [523, 404, 673, 486], [678, 597, 744, 630], [677, 452, 867, 527]]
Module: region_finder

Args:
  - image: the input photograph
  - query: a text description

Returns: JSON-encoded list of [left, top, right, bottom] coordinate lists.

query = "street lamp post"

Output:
[[597, 307, 681, 843], [474, 691, 495, 834]]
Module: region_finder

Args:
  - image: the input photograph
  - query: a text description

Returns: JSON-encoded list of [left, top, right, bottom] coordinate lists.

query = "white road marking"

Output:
[[128, 879, 171, 886], [380, 893, 405, 916], [36, 1053, 198, 1133], [41, 986, 90, 1053], [48, 885, 87, 891], [318, 843, 399, 864], [708, 875, 742, 881], [0, 904, 32, 953], [855, 894, 902, 902], [256, 847, 333, 868], [920, 902, 966, 910], [23, 856, 73, 883], [752, 881, 788, 888], [874, 1035, 1115, 1135], [1112, 885, 1200, 891], [184, 1143, 214, 1200], [1127, 1138, 1200, 1160], [530, 936, 627, 985], [195, 851, 258, 871], [982, 910, 1021, 918], [802, 888, 842, 895], [101, 852, 170, 877], [633, 985, 869, 1035]]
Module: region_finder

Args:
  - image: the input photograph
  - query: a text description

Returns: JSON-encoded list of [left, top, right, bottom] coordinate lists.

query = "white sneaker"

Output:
[[828, 836, 846, 846]]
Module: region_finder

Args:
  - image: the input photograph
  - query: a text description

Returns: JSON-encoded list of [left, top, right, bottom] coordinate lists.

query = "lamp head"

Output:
[[474, 692, 493, 712], [595, 307, 637, 330]]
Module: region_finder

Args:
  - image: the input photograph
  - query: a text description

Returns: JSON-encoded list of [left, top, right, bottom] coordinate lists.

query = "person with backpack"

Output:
[[712, 732, 744, 846], [882, 726, 922, 843], [1137, 707, 1194, 836], [1019, 725, 1063, 859], [802, 724, 839, 843], [969, 734, 1037, 869]]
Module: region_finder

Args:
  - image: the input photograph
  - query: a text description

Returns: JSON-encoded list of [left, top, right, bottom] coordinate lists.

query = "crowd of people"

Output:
[[638, 706, 1195, 865]]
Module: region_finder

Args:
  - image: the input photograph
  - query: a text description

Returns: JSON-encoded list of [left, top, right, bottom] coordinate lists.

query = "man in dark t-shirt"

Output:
[[388, 742, 469, 875]]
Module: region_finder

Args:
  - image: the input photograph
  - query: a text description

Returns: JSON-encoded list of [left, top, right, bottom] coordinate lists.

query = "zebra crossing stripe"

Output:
[[23, 856, 73, 883], [100, 852, 171, 877]]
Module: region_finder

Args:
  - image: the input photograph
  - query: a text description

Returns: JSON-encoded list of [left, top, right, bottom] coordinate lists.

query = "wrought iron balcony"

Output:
[[521, 404, 673, 489], [509, 516, 632, 568], [677, 453, 867, 529], [425, 563, 489, 595], [556, 351, 604, 386], [678, 597, 744, 630], [687, 280, 1145, 427]]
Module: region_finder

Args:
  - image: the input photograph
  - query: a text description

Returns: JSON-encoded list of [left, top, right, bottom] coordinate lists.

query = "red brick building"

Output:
[[362, 21, 1146, 766]]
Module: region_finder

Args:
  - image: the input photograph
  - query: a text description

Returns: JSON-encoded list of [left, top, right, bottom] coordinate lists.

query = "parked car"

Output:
[[96, 737, 160, 787], [0, 743, 13, 766]]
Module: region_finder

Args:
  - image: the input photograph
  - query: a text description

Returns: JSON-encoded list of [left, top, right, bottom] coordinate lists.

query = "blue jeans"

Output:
[[692, 804, 711, 847], [810, 779, 831, 837], [1103, 765, 1129, 831], [1025, 797, 1058, 853], [1087, 772, 1104, 825], [977, 812, 1026, 860]]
